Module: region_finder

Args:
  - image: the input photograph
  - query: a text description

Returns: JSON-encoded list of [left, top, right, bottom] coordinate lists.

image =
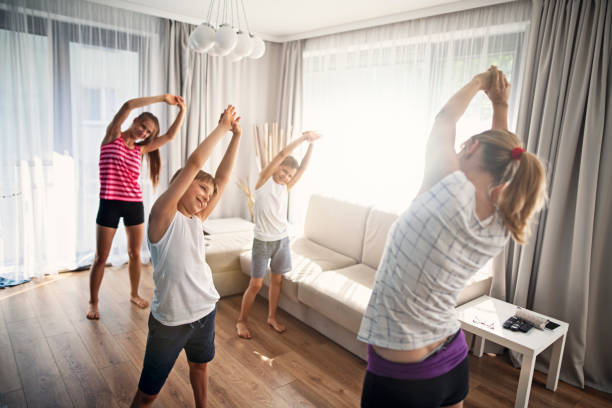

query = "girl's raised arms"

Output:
[[418, 69, 494, 195], [102, 94, 184, 146], [485, 69, 511, 131], [140, 97, 186, 154]]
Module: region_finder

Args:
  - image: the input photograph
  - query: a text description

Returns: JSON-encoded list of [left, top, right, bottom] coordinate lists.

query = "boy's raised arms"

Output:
[[148, 105, 237, 243], [196, 115, 242, 221], [255, 131, 321, 189]]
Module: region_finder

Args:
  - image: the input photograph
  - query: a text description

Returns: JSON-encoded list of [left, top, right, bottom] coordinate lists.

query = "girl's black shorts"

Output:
[[96, 198, 144, 228]]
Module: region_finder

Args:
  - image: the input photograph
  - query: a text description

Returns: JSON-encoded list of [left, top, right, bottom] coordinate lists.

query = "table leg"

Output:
[[515, 351, 535, 408], [472, 335, 485, 357], [546, 334, 566, 391]]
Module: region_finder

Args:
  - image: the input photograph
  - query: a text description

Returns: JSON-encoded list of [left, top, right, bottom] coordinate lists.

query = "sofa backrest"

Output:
[[361, 208, 399, 270], [304, 195, 370, 261]]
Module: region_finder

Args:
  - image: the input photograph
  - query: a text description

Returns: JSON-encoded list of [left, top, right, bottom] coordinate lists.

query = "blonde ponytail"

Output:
[[471, 130, 547, 244], [497, 152, 547, 244]]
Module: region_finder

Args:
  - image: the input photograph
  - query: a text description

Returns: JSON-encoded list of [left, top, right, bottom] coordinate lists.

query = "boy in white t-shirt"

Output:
[[236, 131, 321, 339], [130, 105, 241, 407]]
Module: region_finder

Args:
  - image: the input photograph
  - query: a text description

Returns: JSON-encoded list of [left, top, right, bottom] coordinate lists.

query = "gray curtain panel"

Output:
[[276, 40, 304, 132], [491, 0, 612, 392], [163, 20, 209, 184]]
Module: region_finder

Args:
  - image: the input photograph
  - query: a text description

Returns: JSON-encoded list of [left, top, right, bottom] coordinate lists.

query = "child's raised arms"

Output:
[[255, 131, 321, 190], [102, 94, 183, 146], [195, 114, 242, 221], [139, 97, 187, 154], [286, 137, 317, 191], [148, 105, 237, 243]]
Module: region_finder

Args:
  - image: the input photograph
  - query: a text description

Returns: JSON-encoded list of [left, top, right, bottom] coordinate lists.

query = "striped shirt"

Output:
[[358, 171, 509, 350], [99, 137, 143, 202]]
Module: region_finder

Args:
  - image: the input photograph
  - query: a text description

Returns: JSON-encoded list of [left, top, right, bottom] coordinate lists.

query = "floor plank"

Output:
[[47, 331, 116, 408], [275, 380, 331, 408], [274, 350, 361, 408], [0, 343, 21, 394], [10, 334, 73, 407], [99, 361, 140, 408], [0, 388, 27, 408]]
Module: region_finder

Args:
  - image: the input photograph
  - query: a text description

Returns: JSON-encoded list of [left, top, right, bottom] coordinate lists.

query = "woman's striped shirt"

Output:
[[99, 137, 143, 202]]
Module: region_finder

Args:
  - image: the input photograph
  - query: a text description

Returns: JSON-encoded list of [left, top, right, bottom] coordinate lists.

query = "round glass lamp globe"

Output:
[[209, 43, 231, 56], [189, 23, 215, 53], [215, 24, 238, 53], [249, 35, 265, 59], [232, 31, 253, 58]]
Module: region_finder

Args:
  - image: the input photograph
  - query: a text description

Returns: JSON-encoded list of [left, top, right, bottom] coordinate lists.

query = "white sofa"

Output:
[[238, 194, 492, 360]]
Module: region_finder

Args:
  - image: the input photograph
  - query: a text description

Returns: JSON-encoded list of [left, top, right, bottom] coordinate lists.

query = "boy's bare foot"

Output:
[[236, 321, 252, 339], [267, 318, 286, 333], [86, 302, 100, 320], [130, 295, 149, 309]]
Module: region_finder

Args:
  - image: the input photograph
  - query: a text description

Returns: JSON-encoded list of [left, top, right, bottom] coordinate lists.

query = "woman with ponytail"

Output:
[[358, 67, 547, 407], [87, 94, 186, 320]]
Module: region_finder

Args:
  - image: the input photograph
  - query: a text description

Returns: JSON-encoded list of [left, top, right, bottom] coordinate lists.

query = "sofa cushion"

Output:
[[240, 237, 357, 302], [303, 195, 370, 261], [298, 263, 492, 336], [361, 208, 398, 270], [298, 263, 376, 334], [205, 230, 254, 274]]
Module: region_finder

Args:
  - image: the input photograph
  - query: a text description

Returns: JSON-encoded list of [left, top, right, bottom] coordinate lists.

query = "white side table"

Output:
[[456, 296, 568, 408]]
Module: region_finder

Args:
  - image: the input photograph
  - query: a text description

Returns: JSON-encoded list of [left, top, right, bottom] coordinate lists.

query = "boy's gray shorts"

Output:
[[250, 237, 292, 278]]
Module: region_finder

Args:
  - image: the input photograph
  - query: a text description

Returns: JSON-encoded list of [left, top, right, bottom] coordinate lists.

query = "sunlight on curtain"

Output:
[[0, 29, 53, 277], [302, 1, 531, 214], [0, 0, 166, 280], [69, 44, 142, 266]]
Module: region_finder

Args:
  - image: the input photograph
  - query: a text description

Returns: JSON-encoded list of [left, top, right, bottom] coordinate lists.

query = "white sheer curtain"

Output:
[[302, 1, 531, 214], [0, 0, 166, 280]]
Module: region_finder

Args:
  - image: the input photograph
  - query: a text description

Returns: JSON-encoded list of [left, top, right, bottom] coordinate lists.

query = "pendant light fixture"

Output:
[[189, 0, 265, 61]]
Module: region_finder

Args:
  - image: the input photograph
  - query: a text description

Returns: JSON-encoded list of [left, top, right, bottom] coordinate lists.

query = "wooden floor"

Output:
[[0, 266, 611, 408]]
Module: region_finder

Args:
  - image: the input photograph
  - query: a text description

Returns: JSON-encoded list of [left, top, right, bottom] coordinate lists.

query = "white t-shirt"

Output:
[[253, 177, 288, 241], [358, 171, 509, 350], [148, 212, 220, 326]]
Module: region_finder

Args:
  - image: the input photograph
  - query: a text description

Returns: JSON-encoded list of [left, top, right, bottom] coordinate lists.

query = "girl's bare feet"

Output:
[[236, 321, 252, 339], [130, 295, 149, 309], [267, 318, 286, 333], [87, 302, 100, 320]]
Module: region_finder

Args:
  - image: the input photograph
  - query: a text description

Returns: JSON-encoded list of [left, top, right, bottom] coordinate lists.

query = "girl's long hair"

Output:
[[470, 129, 548, 244], [135, 112, 161, 189]]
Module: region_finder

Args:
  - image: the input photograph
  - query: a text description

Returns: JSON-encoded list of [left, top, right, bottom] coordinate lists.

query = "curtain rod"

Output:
[[0, 3, 159, 37], [303, 21, 529, 58]]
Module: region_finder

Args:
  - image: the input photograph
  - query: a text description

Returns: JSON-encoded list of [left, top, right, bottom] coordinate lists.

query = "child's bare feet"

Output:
[[267, 318, 286, 333], [236, 321, 252, 339], [130, 295, 149, 309], [86, 302, 100, 320]]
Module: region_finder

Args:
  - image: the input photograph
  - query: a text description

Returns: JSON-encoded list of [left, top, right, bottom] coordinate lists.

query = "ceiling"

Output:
[[92, 0, 513, 42]]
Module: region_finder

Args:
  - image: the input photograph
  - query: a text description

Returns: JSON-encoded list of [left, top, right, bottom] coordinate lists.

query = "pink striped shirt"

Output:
[[99, 137, 143, 202]]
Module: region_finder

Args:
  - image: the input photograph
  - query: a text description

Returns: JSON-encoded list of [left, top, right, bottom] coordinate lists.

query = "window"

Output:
[[302, 26, 528, 213], [0, 4, 162, 279]]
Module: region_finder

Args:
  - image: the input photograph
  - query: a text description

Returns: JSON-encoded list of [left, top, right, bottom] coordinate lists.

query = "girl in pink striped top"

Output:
[[87, 94, 186, 320]]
